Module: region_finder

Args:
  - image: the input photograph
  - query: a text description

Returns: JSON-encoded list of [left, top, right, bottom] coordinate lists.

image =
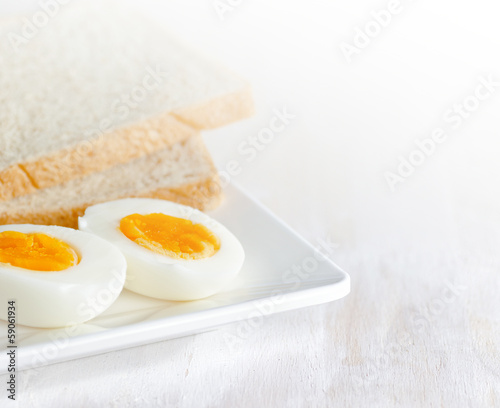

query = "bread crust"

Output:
[[0, 165, 36, 200], [173, 86, 254, 129], [0, 175, 222, 229], [0, 114, 195, 200], [0, 87, 252, 202]]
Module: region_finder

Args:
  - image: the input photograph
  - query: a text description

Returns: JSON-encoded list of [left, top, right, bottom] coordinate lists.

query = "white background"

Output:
[[1, 0, 500, 406]]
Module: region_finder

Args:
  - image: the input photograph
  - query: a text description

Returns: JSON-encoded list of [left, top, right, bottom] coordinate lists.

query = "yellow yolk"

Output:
[[0, 231, 79, 271], [120, 213, 220, 260]]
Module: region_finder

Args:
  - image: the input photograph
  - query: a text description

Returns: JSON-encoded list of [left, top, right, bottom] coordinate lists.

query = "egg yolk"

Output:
[[120, 213, 220, 260], [0, 231, 79, 271]]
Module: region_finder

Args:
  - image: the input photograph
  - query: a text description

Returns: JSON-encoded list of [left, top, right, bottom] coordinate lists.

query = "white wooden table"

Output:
[[1, 0, 500, 406]]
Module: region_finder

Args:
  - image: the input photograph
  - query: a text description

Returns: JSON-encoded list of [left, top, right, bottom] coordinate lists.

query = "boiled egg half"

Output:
[[79, 198, 245, 301], [0, 224, 127, 328]]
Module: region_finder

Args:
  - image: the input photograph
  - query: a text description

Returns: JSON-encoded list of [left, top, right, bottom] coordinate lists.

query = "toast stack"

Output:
[[0, 0, 253, 227]]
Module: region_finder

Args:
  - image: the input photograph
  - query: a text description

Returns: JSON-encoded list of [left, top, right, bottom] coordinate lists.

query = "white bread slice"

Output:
[[0, 135, 221, 229], [0, 0, 252, 200]]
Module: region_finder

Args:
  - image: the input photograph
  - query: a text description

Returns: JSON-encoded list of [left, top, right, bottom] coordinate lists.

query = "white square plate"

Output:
[[0, 183, 350, 373]]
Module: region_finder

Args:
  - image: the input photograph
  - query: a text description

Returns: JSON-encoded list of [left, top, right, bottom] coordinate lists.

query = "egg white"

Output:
[[0, 224, 127, 328], [79, 198, 245, 301]]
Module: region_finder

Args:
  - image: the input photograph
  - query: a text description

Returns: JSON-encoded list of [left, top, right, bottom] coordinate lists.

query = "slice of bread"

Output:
[[0, 0, 252, 200], [0, 135, 222, 229]]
